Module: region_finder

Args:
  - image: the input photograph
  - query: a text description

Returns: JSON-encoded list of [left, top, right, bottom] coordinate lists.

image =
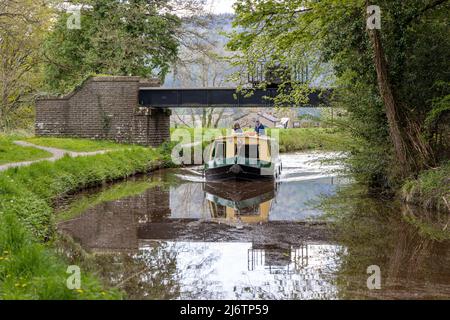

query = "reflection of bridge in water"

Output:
[[248, 244, 309, 274]]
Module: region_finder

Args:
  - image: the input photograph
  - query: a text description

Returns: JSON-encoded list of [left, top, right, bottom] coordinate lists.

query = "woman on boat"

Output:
[[233, 122, 243, 133]]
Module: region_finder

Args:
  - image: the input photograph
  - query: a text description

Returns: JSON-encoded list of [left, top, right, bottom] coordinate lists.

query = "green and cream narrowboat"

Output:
[[205, 132, 282, 180]]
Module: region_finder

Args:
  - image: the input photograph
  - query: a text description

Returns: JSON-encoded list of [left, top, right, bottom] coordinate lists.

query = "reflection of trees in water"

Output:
[[175, 243, 224, 300], [325, 188, 450, 299], [170, 183, 210, 219], [92, 241, 224, 299], [94, 242, 181, 299]]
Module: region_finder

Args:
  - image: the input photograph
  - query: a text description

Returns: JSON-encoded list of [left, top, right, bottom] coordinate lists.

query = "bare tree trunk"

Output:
[[206, 108, 213, 128], [173, 110, 192, 128], [190, 109, 197, 127], [213, 108, 225, 128], [202, 108, 207, 127]]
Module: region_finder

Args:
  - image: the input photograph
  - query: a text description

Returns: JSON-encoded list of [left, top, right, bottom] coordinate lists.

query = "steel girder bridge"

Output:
[[138, 87, 331, 108]]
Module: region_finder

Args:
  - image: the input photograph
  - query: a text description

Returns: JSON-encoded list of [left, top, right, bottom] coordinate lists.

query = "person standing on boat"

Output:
[[233, 122, 243, 133], [254, 120, 265, 135]]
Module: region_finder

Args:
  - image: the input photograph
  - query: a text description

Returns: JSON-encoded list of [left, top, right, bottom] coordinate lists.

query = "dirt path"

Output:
[[0, 141, 112, 172]]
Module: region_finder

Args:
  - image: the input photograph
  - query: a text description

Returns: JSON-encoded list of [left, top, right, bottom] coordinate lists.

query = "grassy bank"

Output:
[[401, 162, 450, 212], [170, 127, 352, 153], [274, 128, 352, 152], [0, 144, 173, 299], [15, 127, 350, 159], [0, 136, 52, 165], [25, 137, 133, 152]]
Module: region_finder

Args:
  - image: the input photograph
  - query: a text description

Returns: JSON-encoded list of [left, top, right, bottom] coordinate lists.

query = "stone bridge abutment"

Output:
[[35, 76, 170, 147]]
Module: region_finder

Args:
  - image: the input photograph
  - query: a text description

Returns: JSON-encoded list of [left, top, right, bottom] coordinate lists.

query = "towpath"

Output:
[[0, 141, 111, 172]]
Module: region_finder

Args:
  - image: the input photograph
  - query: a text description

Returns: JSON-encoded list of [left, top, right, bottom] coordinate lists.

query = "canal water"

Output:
[[57, 152, 450, 299]]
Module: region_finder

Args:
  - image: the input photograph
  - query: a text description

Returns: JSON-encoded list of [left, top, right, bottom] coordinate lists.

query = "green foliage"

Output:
[[0, 136, 52, 165], [0, 0, 53, 131], [42, 0, 181, 94], [0, 211, 122, 299], [402, 162, 450, 212], [273, 128, 352, 153], [2, 148, 164, 200], [0, 146, 173, 299], [424, 81, 450, 131]]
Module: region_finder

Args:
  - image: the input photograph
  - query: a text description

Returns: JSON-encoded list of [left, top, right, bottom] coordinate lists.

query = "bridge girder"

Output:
[[138, 87, 331, 108]]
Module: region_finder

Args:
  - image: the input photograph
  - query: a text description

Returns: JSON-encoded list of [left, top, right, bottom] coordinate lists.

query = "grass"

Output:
[[170, 127, 352, 153], [0, 143, 174, 299], [25, 137, 133, 152], [0, 136, 52, 165], [401, 161, 450, 212], [273, 128, 353, 153], [21, 127, 351, 159]]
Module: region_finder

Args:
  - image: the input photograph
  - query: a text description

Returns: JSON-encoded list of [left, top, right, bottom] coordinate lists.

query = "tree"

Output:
[[170, 13, 235, 128], [228, 0, 449, 187], [365, 0, 448, 175], [42, 0, 182, 94], [0, 0, 53, 131]]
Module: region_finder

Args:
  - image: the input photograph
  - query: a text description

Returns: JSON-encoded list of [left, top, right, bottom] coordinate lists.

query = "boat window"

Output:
[[238, 205, 260, 215], [213, 142, 226, 159], [236, 144, 259, 159], [209, 202, 225, 218]]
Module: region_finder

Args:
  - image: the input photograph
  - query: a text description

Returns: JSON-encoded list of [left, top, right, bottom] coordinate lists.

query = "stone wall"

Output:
[[35, 76, 170, 147]]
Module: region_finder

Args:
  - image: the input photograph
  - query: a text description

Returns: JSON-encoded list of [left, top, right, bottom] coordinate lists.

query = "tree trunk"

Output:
[[206, 108, 213, 128], [202, 108, 207, 127], [368, 28, 410, 171], [214, 108, 225, 128]]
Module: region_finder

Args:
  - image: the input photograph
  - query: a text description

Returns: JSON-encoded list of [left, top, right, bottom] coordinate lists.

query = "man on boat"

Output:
[[254, 120, 265, 135]]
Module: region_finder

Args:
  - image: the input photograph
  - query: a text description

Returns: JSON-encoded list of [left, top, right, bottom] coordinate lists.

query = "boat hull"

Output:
[[205, 163, 279, 180]]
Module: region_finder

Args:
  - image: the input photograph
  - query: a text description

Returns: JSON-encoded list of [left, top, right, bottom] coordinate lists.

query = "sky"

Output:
[[206, 0, 236, 14]]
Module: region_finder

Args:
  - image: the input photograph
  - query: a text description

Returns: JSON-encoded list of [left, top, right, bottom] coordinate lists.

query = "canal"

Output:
[[56, 152, 450, 299]]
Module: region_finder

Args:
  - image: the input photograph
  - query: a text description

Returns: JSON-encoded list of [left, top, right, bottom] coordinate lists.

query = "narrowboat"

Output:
[[205, 132, 282, 180]]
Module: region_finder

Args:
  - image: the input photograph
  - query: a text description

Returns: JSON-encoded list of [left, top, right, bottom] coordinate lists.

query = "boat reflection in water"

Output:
[[205, 180, 313, 276], [203, 179, 277, 224]]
